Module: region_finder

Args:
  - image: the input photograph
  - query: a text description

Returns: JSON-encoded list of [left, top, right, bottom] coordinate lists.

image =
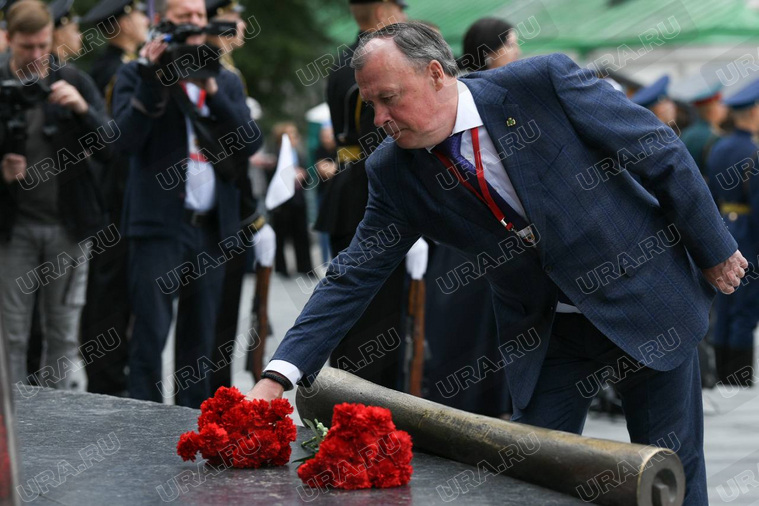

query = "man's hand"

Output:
[[48, 81, 88, 115], [244, 378, 284, 402], [703, 250, 749, 294], [2, 154, 27, 184], [140, 38, 168, 64]]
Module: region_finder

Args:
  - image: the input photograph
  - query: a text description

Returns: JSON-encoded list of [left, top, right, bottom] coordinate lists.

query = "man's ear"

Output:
[[428, 60, 446, 89]]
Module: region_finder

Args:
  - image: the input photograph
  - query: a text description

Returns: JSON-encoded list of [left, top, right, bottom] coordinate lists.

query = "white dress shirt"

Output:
[[264, 80, 579, 387], [183, 83, 217, 212], [436, 81, 579, 314]]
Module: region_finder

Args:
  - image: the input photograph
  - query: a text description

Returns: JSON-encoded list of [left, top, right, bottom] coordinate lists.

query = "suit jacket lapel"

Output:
[[464, 78, 548, 262]]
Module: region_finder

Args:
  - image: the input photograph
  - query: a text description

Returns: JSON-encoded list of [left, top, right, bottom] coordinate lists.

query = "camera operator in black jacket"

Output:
[[0, 0, 112, 389]]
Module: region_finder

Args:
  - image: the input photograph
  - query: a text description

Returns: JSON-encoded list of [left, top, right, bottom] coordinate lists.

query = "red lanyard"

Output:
[[180, 82, 207, 110], [181, 82, 208, 163], [433, 128, 514, 231]]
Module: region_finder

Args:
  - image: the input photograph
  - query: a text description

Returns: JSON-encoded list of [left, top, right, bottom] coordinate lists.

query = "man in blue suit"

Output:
[[111, 0, 261, 408], [248, 23, 745, 503]]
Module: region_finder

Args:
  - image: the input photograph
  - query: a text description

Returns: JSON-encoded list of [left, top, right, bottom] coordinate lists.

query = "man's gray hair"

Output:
[[352, 22, 459, 77]]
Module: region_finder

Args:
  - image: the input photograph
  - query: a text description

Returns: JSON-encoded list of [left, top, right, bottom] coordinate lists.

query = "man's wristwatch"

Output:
[[261, 370, 293, 391]]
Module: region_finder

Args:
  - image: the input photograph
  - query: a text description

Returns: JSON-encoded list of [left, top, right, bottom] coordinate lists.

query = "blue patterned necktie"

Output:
[[433, 131, 476, 175]]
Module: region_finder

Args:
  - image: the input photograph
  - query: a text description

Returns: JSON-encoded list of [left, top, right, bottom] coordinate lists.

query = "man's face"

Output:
[[8, 24, 53, 76], [165, 0, 207, 44], [123, 9, 150, 45], [218, 12, 245, 49], [356, 39, 454, 149], [651, 98, 676, 126], [53, 22, 82, 59]]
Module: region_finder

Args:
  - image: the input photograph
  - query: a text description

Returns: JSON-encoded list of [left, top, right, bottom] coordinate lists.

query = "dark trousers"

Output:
[[512, 313, 707, 506], [712, 270, 759, 352], [329, 234, 405, 390], [80, 233, 130, 395], [127, 222, 225, 408], [209, 248, 247, 392], [271, 199, 312, 275]]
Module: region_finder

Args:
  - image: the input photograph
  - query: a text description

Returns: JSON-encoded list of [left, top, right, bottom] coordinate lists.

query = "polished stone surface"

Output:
[[14, 387, 584, 505]]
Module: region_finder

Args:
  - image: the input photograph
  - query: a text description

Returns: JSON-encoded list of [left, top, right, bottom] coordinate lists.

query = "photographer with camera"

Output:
[[0, 0, 110, 387], [111, 0, 261, 408]]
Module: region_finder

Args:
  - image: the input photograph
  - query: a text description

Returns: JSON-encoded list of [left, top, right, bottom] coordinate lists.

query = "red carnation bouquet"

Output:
[[177, 386, 297, 468], [297, 403, 413, 490]]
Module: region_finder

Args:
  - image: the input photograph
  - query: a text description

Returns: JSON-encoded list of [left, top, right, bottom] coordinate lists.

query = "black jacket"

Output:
[[0, 55, 111, 242]]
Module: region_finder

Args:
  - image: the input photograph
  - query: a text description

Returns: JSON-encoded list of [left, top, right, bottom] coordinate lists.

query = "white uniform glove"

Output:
[[253, 223, 276, 268], [405, 238, 429, 280]]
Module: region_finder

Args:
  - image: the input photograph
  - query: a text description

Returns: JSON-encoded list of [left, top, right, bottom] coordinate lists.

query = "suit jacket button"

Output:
[[545, 265, 552, 273]]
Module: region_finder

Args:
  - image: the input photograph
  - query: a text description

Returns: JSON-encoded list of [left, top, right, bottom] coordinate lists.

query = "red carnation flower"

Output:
[[298, 403, 413, 490], [176, 387, 297, 469]]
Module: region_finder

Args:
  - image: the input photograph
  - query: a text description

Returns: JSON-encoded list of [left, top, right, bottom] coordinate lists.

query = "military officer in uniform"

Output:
[[206, 0, 244, 78], [681, 82, 726, 178], [631, 75, 677, 125], [49, 0, 80, 62], [75, 0, 147, 396], [706, 79, 759, 386], [312, 0, 408, 390], [82, 0, 148, 97]]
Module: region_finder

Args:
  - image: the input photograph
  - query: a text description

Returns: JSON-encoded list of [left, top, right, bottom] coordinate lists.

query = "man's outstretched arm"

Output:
[[247, 156, 421, 400]]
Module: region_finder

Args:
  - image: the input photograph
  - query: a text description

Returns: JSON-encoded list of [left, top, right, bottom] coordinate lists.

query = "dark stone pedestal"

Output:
[[14, 388, 583, 505]]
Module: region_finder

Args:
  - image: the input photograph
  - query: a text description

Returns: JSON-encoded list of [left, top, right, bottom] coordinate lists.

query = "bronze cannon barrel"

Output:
[[295, 367, 684, 506]]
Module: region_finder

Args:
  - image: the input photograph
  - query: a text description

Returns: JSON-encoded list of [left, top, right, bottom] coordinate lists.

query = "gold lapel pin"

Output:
[[507, 117, 517, 127]]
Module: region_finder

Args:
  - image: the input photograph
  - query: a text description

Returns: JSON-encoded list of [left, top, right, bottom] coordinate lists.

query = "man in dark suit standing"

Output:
[[249, 23, 745, 503], [111, 0, 260, 408], [314, 0, 408, 390]]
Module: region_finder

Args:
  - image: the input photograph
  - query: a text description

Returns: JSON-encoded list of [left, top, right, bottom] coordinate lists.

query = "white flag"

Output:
[[265, 133, 296, 210]]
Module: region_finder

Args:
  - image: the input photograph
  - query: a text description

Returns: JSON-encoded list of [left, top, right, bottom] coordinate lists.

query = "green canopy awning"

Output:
[[322, 0, 759, 58]]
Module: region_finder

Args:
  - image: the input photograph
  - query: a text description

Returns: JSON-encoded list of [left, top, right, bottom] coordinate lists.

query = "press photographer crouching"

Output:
[[110, 0, 261, 408], [0, 0, 110, 387]]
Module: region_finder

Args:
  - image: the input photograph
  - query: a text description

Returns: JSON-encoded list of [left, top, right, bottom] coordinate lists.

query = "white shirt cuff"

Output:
[[264, 360, 303, 386]]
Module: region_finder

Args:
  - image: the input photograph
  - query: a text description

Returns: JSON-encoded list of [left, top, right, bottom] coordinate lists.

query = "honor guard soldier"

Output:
[[706, 79, 759, 387], [631, 75, 676, 125], [49, 0, 80, 62], [75, 0, 147, 396], [680, 82, 726, 178], [80, 0, 148, 97], [205, 0, 244, 85], [311, 0, 408, 390], [203, 0, 275, 390]]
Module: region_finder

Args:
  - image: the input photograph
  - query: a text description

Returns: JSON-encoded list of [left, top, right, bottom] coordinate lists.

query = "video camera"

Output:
[[146, 20, 238, 81], [0, 79, 51, 157]]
